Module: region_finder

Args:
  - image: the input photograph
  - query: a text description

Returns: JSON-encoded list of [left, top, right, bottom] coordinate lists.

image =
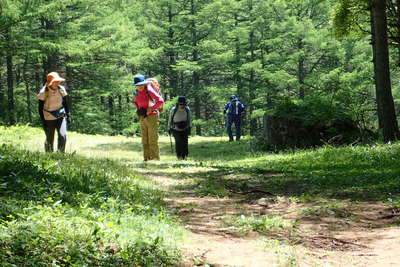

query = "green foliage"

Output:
[[266, 96, 354, 127], [1, 0, 389, 138], [225, 214, 293, 234], [0, 143, 183, 266]]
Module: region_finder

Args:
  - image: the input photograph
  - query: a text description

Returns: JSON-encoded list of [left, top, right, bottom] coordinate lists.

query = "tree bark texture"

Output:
[[6, 28, 15, 125], [371, 0, 399, 142], [0, 56, 4, 120]]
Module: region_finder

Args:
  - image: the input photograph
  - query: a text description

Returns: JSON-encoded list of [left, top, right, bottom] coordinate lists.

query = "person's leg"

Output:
[[147, 115, 160, 160], [172, 130, 183, 159], [44, 120, 57, 152], [226, 116, 234, 141], [235, 116, 241, 141], [55, 118, 67, 152], [140, 117, 150, 161], [182, 131, 189, 159]]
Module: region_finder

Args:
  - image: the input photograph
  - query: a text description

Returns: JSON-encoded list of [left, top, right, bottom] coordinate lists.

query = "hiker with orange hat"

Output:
[[37, 72, 70, 152], [132, 74, 164, 161]]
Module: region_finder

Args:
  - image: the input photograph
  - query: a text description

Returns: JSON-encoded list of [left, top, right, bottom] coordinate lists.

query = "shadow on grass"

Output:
[[137, 143, 400, 203], [0, 145, 163, 216]]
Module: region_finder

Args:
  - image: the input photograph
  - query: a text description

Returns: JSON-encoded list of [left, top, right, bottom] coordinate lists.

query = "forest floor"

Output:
[[137, 165, 400, 267], [2, 126, 400, 266]]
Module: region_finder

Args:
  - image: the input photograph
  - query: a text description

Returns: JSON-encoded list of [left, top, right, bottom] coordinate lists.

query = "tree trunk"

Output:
[[6, 28, 15, 125], [25, 81, 32, 123], [397, 0, 400, 67], [249, 30, 257, 136], [0, 56, 4, 121], [191, 0, 201, 136], [370, 5, 383, 129], [108, 96, 114, 116], [23, 57, 32, 123], [298, 40, 306, 99], [167, 4, 179, 95], [65, 63, 73, 113], [118, 95, 122, 110], [41, 19, 58, 77], [371, 0, 399, 142]]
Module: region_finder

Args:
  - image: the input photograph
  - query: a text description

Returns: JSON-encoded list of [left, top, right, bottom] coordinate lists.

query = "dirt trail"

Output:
[[148, 173, 400, 267]]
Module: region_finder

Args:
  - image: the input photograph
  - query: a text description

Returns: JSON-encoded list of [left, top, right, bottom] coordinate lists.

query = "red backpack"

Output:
[[145, 78, 164, 112]]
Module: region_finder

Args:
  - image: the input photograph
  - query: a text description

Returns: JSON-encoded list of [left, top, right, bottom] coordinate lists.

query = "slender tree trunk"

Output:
[[65, 63, 73, 113], [298, 40, 306, 99], [118, 95, 122, 110], [23, 57, 32, 123], [397, 0, 400, 67], [41, 19, 58, 77], [371, 0, 399, 142], [0, 56, 4, 121], [25, 81, 32, 123], [370, 5, 383, 129], [35, 68, 41, 123], [249, 30, 256, 136], [167, 4, 179, 95], [6, 28, 15, 125], [234, 13, 243, 98], [108, 96, 114, 116], [190, 0, 201, 136]]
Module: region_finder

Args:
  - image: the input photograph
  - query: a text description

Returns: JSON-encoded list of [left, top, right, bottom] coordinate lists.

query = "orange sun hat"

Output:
[[46, 72, 65, 87]]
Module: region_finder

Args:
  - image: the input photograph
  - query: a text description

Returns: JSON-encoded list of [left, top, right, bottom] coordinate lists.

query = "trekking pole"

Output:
[[169, 132, 174, 153]]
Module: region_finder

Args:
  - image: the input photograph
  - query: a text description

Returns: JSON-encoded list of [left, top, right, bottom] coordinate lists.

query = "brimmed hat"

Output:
[[229, 95, 238, 101], [47, 72, 65, 86], [177, 96, 187, 105], [132, 74, 146, 86]]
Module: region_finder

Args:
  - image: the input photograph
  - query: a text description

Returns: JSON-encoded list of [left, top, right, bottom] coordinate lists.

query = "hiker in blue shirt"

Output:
[[223, 95, 245, 141]]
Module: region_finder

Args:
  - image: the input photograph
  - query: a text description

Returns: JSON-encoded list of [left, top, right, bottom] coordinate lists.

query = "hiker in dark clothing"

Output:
[[37, 72, 70, 153], [168, 96, 192, 159], [223, 95, 245, 141]]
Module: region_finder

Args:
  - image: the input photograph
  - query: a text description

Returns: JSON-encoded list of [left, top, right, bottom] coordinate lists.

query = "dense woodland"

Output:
[[1, 0, 400, 143]]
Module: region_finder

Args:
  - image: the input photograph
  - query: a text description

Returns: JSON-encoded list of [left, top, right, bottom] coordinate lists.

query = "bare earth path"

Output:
[[143, 170, 400, 267]]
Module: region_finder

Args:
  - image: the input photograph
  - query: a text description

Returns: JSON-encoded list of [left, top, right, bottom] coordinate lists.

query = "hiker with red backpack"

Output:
[[132, 74, 164, 161], [167, 96, 192, 160]]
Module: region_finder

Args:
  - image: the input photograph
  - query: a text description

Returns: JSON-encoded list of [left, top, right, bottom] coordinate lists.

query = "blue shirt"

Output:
[[224, 101, 245, 116]]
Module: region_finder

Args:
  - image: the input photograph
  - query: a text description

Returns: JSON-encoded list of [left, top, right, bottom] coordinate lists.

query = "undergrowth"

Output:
[[0, 144, 182, 266]]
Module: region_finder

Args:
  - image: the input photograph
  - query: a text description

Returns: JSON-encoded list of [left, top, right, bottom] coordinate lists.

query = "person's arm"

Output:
[[187, 107, 192, 128], [167, 107, 174, 133], [62, 96, 71, 123], [187, 107, 192, 135], [147, 84, 164, 114], [223, 102, 229, 114], [240, 102, 245, 116], [38, 100, 45, 122], [133, 91, 139, 109]]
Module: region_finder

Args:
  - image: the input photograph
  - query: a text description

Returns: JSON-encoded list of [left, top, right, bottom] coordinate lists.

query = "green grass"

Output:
[[2, 125, 400, 265], [0, 126, 184, 266], [224, 214, 294, 234]]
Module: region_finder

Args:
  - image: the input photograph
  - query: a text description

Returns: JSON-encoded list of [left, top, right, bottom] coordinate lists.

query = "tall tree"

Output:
[[371, 0, 399, 141], [333, 0, 399, 141]]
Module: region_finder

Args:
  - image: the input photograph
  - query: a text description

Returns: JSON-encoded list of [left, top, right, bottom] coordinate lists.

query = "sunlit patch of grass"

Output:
[[224, 214, 294, 235], [300, 202, 352, 218], [262, 239, 302, 267]]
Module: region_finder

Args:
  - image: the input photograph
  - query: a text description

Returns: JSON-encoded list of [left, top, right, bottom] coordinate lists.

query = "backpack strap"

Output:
[[172, 105, 190, 121]]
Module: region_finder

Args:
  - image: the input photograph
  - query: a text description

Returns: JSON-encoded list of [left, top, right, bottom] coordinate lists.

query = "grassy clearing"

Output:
[[2, 125, 400, 265]]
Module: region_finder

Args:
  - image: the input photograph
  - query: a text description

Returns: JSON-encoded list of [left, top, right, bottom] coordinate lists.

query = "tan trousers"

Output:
[[140, 114, 160, 160]]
